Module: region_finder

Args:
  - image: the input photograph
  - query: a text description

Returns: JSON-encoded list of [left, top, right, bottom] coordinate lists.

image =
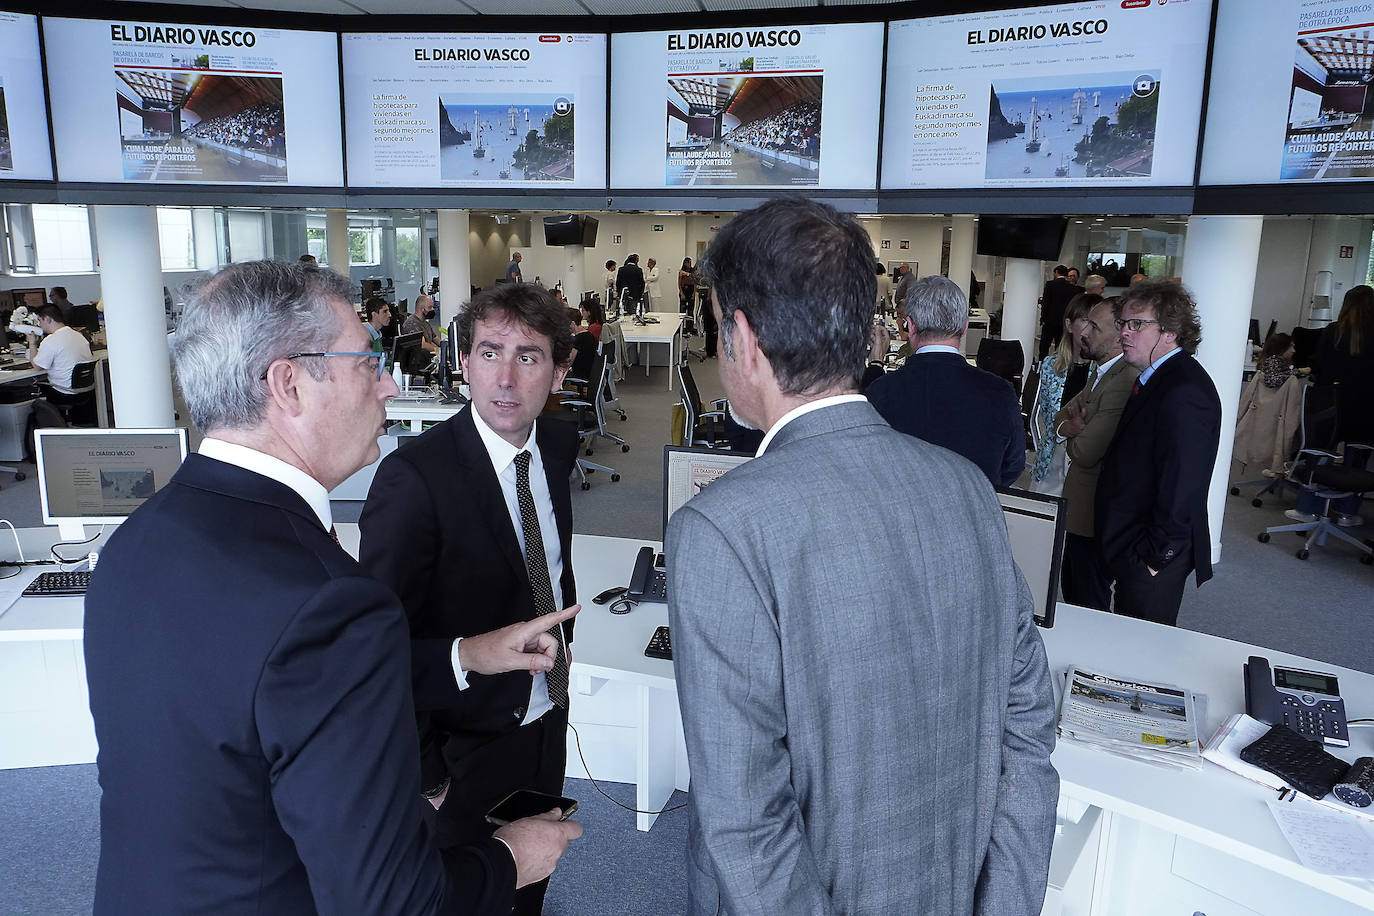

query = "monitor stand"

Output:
[[56, 521, 87, 542]]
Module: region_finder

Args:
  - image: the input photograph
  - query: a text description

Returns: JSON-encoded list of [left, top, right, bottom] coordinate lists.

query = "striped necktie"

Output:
[[514, 450, 568, 707]]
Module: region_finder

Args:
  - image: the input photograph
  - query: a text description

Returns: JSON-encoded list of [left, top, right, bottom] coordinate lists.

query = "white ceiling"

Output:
[[110, 0, 917, 14]]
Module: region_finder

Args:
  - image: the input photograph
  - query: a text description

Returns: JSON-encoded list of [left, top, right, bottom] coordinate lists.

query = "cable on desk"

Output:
[[51, 526, 104, 567], [0, 519, 25, 564], [568, 722, 688, 817]]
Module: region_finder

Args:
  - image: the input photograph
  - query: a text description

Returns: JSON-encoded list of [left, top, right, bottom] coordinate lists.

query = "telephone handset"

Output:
[[627, 545, 668, 603], [1244, 655, 1349, 747]]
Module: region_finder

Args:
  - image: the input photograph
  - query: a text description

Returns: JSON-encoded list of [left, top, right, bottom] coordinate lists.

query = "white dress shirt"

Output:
[[198, 437, 332, 531], [1091, 352, 1124, 391], [758, 394, 869, 456], [458, 407, 564, 725], [32, 325, 94, 394]]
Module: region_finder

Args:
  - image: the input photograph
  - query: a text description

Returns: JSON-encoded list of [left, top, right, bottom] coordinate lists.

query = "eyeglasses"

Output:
[[1114, 318, 1160, 333], [260, 351, 385, 381]]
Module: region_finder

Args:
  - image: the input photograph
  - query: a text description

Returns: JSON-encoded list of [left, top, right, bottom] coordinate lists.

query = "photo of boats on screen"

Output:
[[438, 95, 574, 183], [0, 13, 52, 181]]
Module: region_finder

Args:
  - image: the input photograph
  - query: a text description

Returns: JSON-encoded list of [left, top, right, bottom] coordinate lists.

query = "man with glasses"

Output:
[[1094, 280, 1221, 627], [84, 260, 581, 914]]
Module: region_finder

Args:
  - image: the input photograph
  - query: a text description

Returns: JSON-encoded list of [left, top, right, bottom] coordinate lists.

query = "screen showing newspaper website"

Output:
[[1058, 666, 1201, 768], [41, 433, 184, 520]]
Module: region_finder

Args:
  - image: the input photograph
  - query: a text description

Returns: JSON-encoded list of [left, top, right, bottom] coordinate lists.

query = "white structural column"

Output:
[[561, 244, 585, 305], [948, 215, 976, 299], [91, 206, 175, 428], [1001, 258, 1041, 374], [436, 209, 471, 326], [325, 209, 349, 277], [1181, 215, 1264, 565]]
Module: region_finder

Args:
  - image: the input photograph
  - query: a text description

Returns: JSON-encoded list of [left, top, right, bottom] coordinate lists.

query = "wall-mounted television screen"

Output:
[[543, 213, 599, 246], [881, 0, 1211, 190], [342, 32, 606, 189], [45, 17, 343, 186], [0, 12, 52, 181], [976, 216, 1068, 261], [611, 23, 883, 190], [1201, 0, 1374, 184]]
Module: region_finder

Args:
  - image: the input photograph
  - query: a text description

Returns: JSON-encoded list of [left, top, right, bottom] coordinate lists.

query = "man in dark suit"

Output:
[[1039, 264, 1083, 359], [615, 253, 646, 311], [866, 274, 1025, 487], [83, 261, 580, 914], [1096, 279, 1222, 627], [360, 283, 579, 916]]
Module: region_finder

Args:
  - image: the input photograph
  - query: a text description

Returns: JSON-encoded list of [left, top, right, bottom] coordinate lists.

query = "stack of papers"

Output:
[[1057, 666, 1202, 769]]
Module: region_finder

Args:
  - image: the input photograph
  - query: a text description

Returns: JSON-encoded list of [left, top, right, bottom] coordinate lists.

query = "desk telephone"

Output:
[[1244, 655, 1349, 747], [627, 545, 667, 603]]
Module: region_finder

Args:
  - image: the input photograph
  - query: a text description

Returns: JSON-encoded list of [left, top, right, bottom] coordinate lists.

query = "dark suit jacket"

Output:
[[84, 455, 515, 915], [615, 264, 645, 301], [359, 407, 578, 791], [1095, 351, 1221, 585], [866, 350, 1026, 487], [1039, 278, 1082, 333]]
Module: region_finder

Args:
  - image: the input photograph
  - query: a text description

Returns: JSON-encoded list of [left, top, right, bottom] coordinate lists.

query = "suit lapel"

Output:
[[1116, 351, 1185, 433], [449, 408, 528, 581]]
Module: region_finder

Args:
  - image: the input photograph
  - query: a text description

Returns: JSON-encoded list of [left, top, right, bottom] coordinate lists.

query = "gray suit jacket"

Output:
[[666, 399, 1059, 915], [1054, 357, 1139, 538]]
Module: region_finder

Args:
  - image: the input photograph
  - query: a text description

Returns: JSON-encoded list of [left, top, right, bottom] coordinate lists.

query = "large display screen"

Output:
[[1202, 0, 1374, 184], [611, 23, 883, 190], [45, 17, 343, 186], [882, 0, 1211, 189], [0, 12, 52, 180], [342, 32, 606, 188]]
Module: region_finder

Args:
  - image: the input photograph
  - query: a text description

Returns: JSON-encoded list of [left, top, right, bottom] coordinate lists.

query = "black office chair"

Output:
[[676, 359, 730, 448], [40, 360, 98, 427], [1021, 364, 1042, 453], [559, 341, 626, 490], [1291, 325, 1324, 370], [976, 338, 1025, 395]]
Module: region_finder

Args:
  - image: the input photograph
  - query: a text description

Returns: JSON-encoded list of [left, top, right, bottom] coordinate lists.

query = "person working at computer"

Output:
[[48, 286, 77, 322], [26, 304, 92, 394], [666, 198, 1057, 914], [865, 275, 1026, 487], [404, 293, 440, 355], [364, 296, 391, 354], [360, 282, 580, 916], [83, 260, 581, 915]]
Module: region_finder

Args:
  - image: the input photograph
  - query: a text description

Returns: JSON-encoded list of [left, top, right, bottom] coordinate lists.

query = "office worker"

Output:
[[83, 261, 580, 915], [1039, 264, 1081, 359], [364, 296, 391, 354], [645, 256, 662, 309], [405, 292, 440, 354], [359, 283, 579, 916], [26, 303, 93, 394], [506, 251, 523, 284], [1095, 280, 1221, 627], [866, 275, 1026, 487], [667, 198, 1058, 915], [1054, 296, 1139, 611], [615, 252, 645, 309], [604, 259, 617, 307], [48, 285, 77, 321]]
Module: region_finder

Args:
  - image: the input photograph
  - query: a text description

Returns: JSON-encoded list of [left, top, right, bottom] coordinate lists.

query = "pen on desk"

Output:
[[1277, 787, 1290, 801]]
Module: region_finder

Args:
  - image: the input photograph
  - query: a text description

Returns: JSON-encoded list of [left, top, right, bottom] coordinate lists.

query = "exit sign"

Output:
[[652, 224, 664, 232]]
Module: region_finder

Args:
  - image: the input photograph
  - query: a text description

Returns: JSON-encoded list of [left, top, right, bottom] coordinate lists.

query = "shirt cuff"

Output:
[[493, 835, 517, 875], [450, 638, 470, 691]]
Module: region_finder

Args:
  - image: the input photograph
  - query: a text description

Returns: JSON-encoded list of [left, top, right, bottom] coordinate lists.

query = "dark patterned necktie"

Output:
[[514, 450, 568, 707], [1131, 379, 1141, 397], [328, 526, 341, 547]]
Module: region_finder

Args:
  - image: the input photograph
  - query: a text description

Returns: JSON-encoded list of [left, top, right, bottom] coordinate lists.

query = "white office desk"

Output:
[[385, 396, 466, 431], [618, 313, 684, 390]]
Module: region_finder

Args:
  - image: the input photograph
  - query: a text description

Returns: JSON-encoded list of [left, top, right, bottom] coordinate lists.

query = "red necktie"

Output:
[[1131, 380, 1141, 397]]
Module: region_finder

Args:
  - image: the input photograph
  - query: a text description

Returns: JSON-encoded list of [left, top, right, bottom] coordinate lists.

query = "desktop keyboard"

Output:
[[644, 626, 673, 661], [23, 570, 92, 597]]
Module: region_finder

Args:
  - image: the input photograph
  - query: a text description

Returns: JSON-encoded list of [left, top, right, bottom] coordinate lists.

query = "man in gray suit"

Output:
[[666, 198, 1059, 915]]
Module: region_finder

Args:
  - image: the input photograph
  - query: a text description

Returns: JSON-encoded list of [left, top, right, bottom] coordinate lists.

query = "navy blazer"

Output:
[[1095, 351, 1221, 584], [866, 350, 1026, 487], [359, 407, 578, 790], [84, 454, 515, 915]]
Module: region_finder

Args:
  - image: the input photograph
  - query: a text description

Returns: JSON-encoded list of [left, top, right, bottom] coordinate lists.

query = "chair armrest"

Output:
[[560, 397, 593, 409], [710, 398, 728, 411]]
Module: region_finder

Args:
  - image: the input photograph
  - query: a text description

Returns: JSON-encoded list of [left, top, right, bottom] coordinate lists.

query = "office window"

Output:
[[32, 204, 94, 274], [350, 226, 380, 266], [307, 224, 326, 263], [3, 204, 36, 273], [395, 226, 420, 289], [227, 210, 267, 263], [156, 207, 196, 270]]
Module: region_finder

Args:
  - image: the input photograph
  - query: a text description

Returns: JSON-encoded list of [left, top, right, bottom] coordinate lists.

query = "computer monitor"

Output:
[[9, 288, 46, 311], [66, 302, 99, 333], [661, 446, 755, 540], [391, 331, 426, 376], [35, 427, 189, 541]]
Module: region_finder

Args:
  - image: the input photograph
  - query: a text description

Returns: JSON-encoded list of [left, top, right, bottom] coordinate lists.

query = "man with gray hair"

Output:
[[1084, 274, 1108, 295], [84, 260, 581, 914], [866, 274, 1026, 486], [669, 198, 1057, 914]]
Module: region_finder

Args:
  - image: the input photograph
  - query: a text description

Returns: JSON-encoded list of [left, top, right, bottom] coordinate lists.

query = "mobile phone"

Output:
[[484, 789, 579, 826]]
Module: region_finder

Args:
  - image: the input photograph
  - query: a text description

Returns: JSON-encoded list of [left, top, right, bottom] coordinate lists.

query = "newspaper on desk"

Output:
[[1058, 667, 1202, 769]]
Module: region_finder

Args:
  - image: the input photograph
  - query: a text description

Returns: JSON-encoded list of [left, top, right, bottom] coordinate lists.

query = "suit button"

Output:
[[513, 706, 526, 720]]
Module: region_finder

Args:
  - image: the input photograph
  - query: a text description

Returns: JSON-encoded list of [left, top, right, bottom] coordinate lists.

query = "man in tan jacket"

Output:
[[1055, 296, 1139, 611]]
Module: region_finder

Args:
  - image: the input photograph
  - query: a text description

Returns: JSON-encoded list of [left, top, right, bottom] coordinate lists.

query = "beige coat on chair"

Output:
[[1233, 373, 1304, 476]]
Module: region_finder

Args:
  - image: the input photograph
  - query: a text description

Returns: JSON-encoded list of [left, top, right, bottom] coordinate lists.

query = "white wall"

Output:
[[1251, 217, 1313, 334]]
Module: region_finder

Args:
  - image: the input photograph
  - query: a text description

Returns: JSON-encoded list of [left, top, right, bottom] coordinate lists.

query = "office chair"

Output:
[[1229, 374, 1309, 507], [681, 292, 707, 363], [1021, 365, 1042, 453], [40, 360, 98, 427], [559, 341, 626, 490], [1258, 442, 1374, 564], [1291, 325, 1323, 370], [676, 359, 730, 448], [976, 338, 1025, 395]]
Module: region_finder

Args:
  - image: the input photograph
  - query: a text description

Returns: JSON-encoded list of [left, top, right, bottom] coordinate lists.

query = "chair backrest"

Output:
[[1300, 382, 1340, 453], [1023, 367, 1044, 451], [70, 360, 98, 393], [1291, 325, 1323, 369], [677, 359, 702, 443], [976, 338, 1025, 392]]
